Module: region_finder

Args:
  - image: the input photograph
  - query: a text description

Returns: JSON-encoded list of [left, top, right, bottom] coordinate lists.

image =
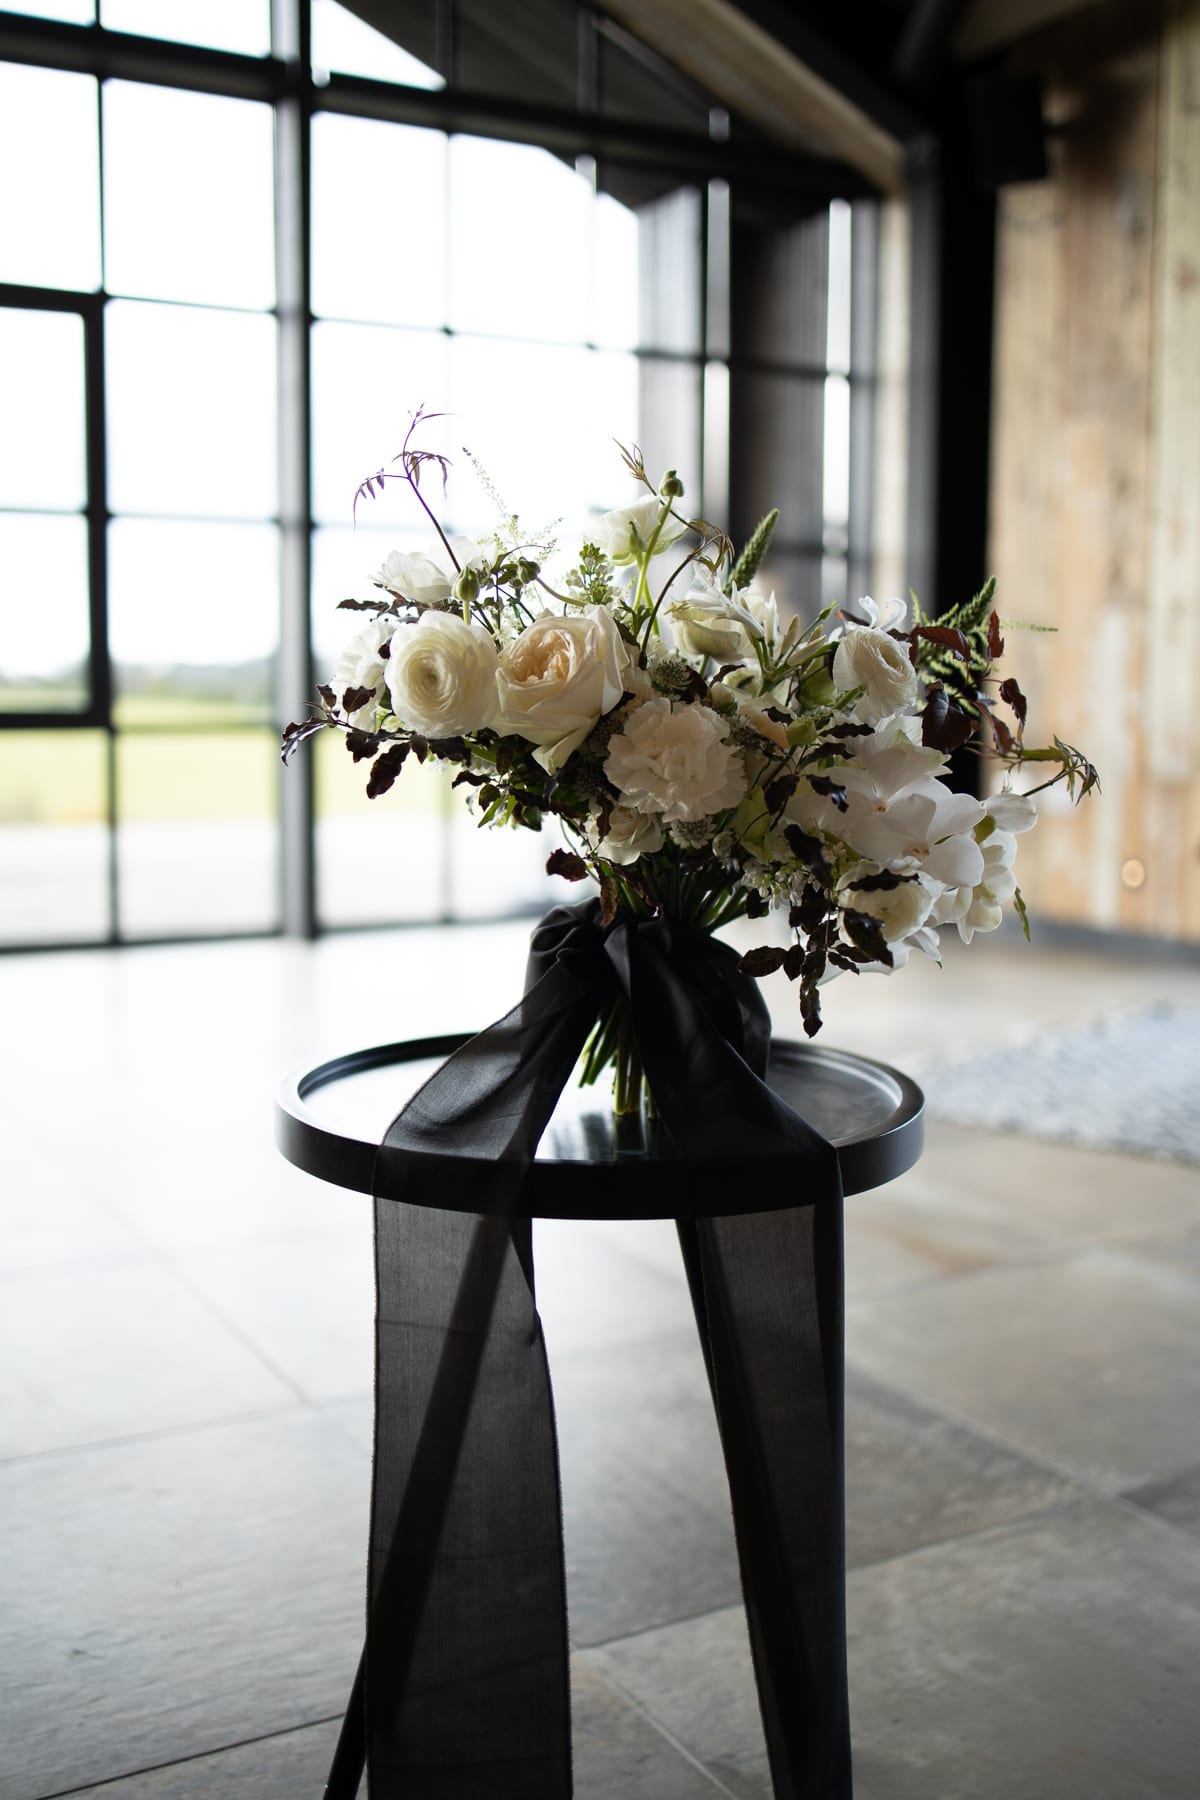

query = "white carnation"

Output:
[[385, 611, 499, 738], [604, 697, 748, 822]]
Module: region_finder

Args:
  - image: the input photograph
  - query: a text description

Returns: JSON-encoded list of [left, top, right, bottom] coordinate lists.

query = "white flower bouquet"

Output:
[[284, 410, 1096, 1105]]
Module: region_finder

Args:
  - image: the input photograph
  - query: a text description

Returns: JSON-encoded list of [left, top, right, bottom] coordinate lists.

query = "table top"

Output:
[[275, 1034, 924, 1219]]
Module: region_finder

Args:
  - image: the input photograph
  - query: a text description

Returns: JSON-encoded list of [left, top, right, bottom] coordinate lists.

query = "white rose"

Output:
[[838, 863, 938, 944], [494, 605, 634, 772], [385, 611, 499, 738], [591, 496, 687, 567], [832, 625, 918, 723], [333, 614, 393, 728], [375, 536, 492, 607], [604, 697, 748, 822], [596, 805, 665, 866]]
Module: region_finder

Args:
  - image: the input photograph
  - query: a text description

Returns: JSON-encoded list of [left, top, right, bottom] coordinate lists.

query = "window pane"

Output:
[[826, 200, 852, 376], [315, 730, 446, 926], [101, 0, 270, 56], [311, 522, 404, 672], [0, 514, 90, 710], [0, 310, 86, 511], [0, 64, 100, 291], [311, 115, 446, 326], [115, 730, 279, 935], [0, 731, 109, 944], [310, 322, 450, 525], [636, 357, 702, 503], [592, 191, 639, 350], [449, 138, 589, 344], [447, 805, 560, 921], [109, 520, 278, 725], [106, 302, 277, 519], [103, 84, 275, 309], [311, 0, 441, 88], [447, 339, 638, 529]]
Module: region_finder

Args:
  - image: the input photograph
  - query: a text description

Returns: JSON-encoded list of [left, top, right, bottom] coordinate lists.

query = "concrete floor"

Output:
[[2, 920, 1199, 1798]]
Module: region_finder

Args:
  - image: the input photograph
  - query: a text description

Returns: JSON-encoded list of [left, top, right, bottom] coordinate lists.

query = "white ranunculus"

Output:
[[375, 536, 492, 607], [591, 496, 687, 567], [838, 863, 938, 943], [333, 614, 393, 728], [494, 605, 634, 772], [604, 697, 748, 823], [832, 624, 918, 723], [596, 805, 665, 866], [385, 611, 499, 738]]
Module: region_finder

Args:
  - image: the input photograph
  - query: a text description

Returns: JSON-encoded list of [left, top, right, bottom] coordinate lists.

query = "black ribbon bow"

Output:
[[328, 899, 852, 1800]]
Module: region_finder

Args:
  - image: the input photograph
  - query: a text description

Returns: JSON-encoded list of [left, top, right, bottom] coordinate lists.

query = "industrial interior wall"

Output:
[[987, 0, 1200, 939]]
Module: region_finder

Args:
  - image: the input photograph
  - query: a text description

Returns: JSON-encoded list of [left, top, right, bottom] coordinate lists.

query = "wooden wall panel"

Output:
[[988, 7, 1200, 940]]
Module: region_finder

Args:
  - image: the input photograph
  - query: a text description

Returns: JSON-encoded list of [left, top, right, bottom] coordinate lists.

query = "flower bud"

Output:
[[452, 566, 480, 603], [659, 470, 684, 498], [516, 558, 540, 584]]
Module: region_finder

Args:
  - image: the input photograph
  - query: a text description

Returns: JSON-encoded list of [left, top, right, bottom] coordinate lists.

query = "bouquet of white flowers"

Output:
[[285, 409, 1095, 1103]]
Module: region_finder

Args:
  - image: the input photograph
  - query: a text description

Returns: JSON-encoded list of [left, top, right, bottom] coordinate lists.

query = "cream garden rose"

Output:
[[494, 605, 633, 772], [832, 623, 918, 723], [604, 697, 747, 822], [385, 611, 499, 737]]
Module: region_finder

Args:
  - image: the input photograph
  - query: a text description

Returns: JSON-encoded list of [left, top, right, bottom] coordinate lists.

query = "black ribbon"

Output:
[[330, 899, 851, 1799]]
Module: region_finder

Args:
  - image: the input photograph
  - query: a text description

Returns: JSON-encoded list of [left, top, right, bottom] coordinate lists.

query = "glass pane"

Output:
[[311, 0, 441, 88], [449, 138, 589, 344], [0, 514, 90, 710], [447, 339, 638, 531], [315, 729, 446, 926], [310, 322, 450, 525], [115, 730, 279, 935], [637, 187, 703, 355], [0, 63, 100, 291], [106, 302, 277, 519], [637, 357, 702, 503], [823, 373, 850, 530], [0, 310, 86, 511], [826, 200, 852, 376], [0, 731, 109, 944], [311, 115, 446, 326], [103, 83, 275, 309], [599, 28, 713, 133], [447, 804, 561, 921], [592, 191, 639, 350], [101, 0, 270, 55], [456, 0, 575, 107], [311, 522, 405, 672], [109, 520, 278, 725]]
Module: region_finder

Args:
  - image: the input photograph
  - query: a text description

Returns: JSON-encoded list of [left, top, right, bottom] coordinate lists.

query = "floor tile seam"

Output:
[[0, 1245, 174, 1286], [155, 1257, 317, 1405], [0, 1396, 326, 1471], [578, 1597, 751, 1659], [574, 1656, 743, 1799], [31, 1713, 346, 1798], [844, 1490, 1093, 1579], [1103, 1483, 1200, 1550], [845, 1231, 1200, 1309], [842, 1356, 1106, 1495]]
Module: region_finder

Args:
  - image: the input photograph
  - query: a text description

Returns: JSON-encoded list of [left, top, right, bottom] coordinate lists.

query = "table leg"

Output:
[[678, 1206, 852, 1800]]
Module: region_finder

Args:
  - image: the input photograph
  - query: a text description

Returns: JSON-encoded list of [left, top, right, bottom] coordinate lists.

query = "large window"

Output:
[[0, 1, 876, 948]]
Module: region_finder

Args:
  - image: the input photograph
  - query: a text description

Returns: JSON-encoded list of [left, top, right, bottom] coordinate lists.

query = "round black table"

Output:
[[275, 1035, 924, 1800], [276, 1033, 924, 1214]]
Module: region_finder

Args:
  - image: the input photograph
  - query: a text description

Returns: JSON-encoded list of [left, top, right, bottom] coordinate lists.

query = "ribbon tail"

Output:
[[693, 1204, 852, 1800]]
